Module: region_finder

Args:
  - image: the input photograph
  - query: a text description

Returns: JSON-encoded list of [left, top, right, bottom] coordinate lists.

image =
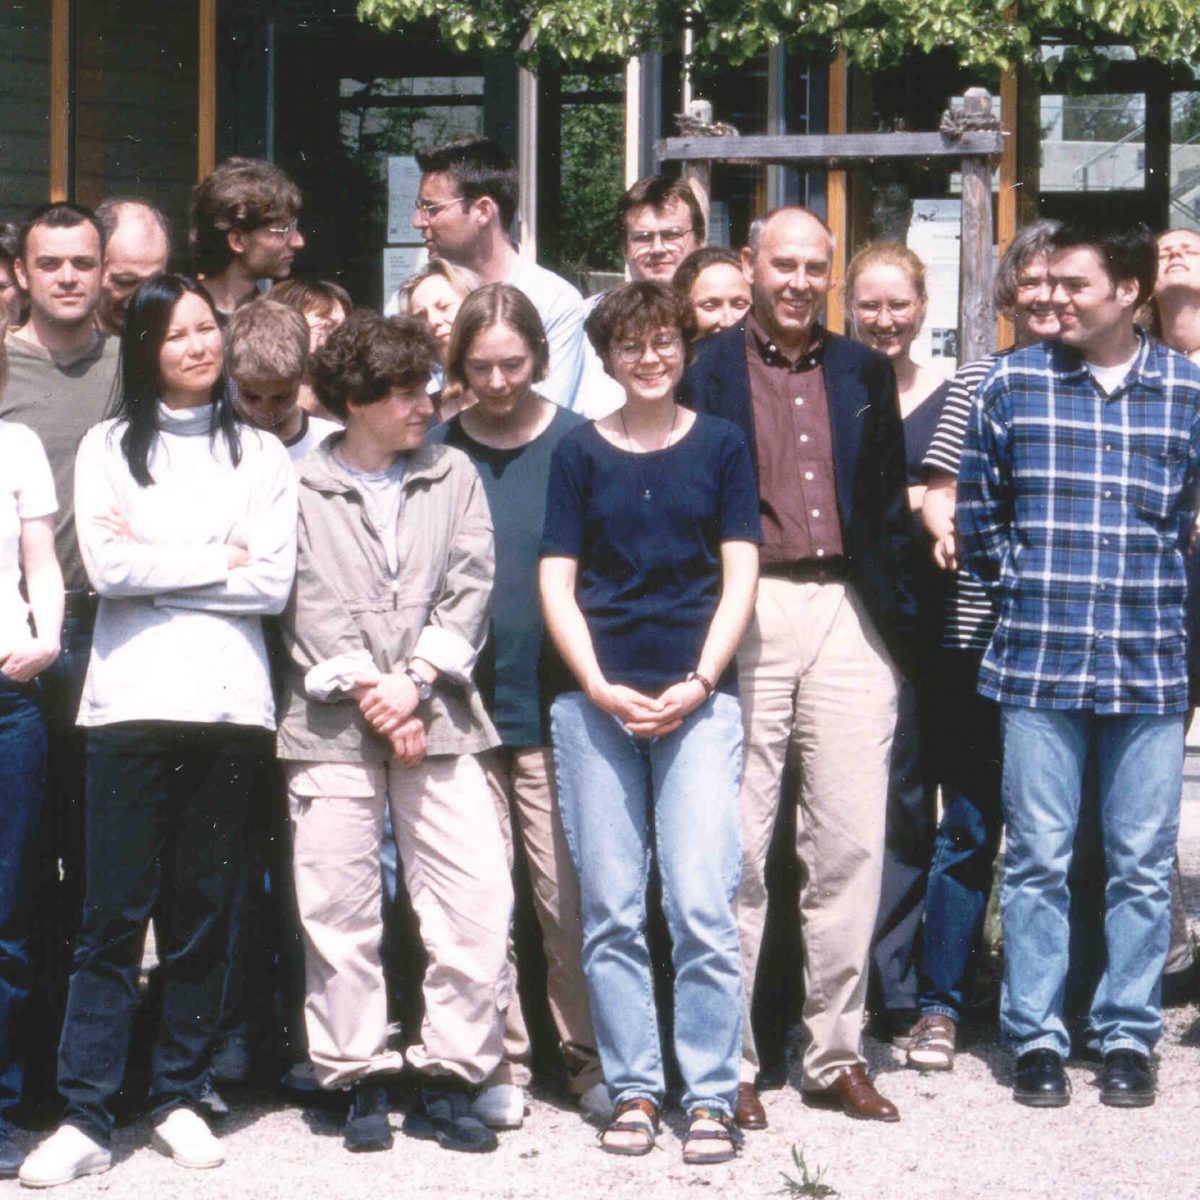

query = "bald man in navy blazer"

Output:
[[682, 206, 916, 1127]]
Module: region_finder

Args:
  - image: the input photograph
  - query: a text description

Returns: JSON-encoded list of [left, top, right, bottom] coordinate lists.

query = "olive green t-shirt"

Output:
[[0, 330, 120, 589]]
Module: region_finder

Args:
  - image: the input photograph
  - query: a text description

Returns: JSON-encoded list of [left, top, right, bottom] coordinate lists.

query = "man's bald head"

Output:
[[95, 198, 172, 335]]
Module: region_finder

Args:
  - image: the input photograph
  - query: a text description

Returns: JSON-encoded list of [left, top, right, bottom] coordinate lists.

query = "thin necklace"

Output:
[[619, 404, 680, 502]]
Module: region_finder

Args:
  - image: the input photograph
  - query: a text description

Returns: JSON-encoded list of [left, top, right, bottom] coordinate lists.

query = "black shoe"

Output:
[[1013, 1049, 1070, 1107], [344, 1081, 393, 1152], [1099, 1049, 1155, 1108], [403, 1082, 498, 1153], [0, 1127, 24, 1179], [210, 1034, 251, 1087]]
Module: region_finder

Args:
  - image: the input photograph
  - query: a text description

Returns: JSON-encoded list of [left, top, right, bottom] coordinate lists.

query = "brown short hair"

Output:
[[672, 246, 742, 300], [618, 176, 706, 246], [585, 281, 696, 372], [444, 283, 549, 390], [189, 157, 302, 276], [225, 298, 309, 386], [270, 278, 354, 320], [310, 311, 438, 420]]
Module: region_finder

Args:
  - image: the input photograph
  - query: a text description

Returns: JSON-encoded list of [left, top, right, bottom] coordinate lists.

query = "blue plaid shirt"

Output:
[[958, 334, 1200, 714]]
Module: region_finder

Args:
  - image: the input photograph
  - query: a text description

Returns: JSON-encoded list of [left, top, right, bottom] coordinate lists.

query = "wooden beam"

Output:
[[198, 0, 217, 179], [959, 89, 996, 362], [656, 129, 1004, 165], [996, 65, 1017, 348], [49, 0, 71, 201], [827, 51, 848, 335]]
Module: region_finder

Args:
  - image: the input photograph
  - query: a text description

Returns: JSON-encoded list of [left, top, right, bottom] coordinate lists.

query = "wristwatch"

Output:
[[404, 665, 433, 702]]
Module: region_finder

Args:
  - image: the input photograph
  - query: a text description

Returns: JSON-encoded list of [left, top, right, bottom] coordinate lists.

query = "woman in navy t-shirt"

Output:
[[540, 282, 760, 1165]]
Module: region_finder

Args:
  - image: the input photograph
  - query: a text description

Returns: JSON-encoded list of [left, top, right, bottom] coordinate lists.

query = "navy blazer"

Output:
[[681, 322, 917, 677]]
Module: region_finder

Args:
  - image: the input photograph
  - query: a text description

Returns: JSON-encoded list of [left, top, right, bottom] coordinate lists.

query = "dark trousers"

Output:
[[0, 674, 48, 1126], [24, 605, 93, 1111], [917, 647, 1003, 1021], [872, 674, 938, 1013], [57, 721, 265, 1145]]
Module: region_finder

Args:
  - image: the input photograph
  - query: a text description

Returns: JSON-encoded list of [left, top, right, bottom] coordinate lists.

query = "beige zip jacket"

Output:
[[277, 435, 499, 762]]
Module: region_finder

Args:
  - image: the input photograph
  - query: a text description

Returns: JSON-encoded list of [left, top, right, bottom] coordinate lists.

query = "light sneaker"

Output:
[[471, 1082, 525, 1130], [905, 1014, 957, 1072], [151, 1107, 224, 1170], [578, 1081, 614, 1125], [18, 1125, 111, 1189]]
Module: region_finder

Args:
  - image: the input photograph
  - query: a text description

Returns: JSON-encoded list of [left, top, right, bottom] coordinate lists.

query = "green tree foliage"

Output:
[[356, 0, 1200, 78]]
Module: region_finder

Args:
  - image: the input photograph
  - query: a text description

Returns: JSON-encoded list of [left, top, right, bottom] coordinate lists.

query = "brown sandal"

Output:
[[599, 1097, 660, 1157], [681, 1108, 744, 1166]]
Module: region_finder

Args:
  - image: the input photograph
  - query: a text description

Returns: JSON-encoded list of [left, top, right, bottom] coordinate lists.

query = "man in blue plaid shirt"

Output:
[[958, 220, 1200, 1110]]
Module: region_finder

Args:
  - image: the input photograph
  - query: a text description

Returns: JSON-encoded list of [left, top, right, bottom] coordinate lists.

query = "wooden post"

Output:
[[958, 88, 997, 362], [680, 99, 712, 235], [49, 0, 71, 201], [997, 66, 1018, 348], [826, 51, 848, 334], [198, 0, 217, 180]]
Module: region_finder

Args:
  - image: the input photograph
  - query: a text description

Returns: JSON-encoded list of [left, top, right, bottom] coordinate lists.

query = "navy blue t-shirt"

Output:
[[541, 413, 761, 696], [427, 405, 583, 746]]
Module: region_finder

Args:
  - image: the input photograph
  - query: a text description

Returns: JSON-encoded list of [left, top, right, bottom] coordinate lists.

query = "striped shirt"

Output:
[[958, 334, 1200, 714], [923, 355, 1003, 650]]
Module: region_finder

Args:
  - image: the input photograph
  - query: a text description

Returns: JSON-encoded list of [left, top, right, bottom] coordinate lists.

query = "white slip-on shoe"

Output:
[[18, 1125, 111, 1189], [151, 1107, 224, 1170], [471, 1083, 526, 1130]]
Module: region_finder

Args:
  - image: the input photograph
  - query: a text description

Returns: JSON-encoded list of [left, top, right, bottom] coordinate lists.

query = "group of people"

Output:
[[1, 130, 1198, 1188]]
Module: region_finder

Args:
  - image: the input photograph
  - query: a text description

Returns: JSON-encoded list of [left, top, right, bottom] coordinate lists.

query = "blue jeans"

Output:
[[918, 648, 1002, 1022], [0, 673, 47, 1125], [551, 690, 743, 1117], [999, 706, 1183, 1059]]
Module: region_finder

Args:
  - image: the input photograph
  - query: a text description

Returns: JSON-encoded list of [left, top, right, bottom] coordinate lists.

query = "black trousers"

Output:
[[57, 721, 267, 1145]]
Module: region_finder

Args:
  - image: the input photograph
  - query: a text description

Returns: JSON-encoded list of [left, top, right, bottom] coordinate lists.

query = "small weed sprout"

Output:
[[777, 1144, 837, 1198]]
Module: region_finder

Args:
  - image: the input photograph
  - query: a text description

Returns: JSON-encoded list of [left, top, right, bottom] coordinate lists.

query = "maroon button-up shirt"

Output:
[[744, 315, 845, 566]]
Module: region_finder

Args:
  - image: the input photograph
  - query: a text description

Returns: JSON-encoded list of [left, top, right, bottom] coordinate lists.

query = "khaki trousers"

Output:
[[288, 754, 512, 1089], [735, 578, 899, 1089], [482, 746, 603, 1094]]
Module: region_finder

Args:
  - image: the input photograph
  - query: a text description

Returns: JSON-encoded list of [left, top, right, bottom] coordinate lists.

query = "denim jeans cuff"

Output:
[[918, 1003, 961, 1023], [1101, 1036, 1152, 1058], [1009, 1033, 1066, 1058], [686, 1099, 733, 1121], [612, 1087, 661, 1110]]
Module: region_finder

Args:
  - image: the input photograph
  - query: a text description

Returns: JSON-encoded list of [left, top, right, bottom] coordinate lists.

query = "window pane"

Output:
[[1040, 93, 1147, 192], [0, 3, 51, 221]]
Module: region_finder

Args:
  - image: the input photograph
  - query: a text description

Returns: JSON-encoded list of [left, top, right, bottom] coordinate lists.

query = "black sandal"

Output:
[[598, 1097, 660, 1157], [681, 1107, 744, 1166]]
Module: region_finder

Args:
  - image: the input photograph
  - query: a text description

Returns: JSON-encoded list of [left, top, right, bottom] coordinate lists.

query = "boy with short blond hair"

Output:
[[226, 297, 339, 462]]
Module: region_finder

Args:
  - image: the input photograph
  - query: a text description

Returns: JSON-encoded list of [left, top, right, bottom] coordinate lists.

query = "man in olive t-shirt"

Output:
[[0, 203, 119, 1123]]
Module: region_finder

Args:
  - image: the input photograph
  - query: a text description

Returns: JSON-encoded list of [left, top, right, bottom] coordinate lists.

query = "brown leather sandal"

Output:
[[598, 1097, 660, 1157], [681, 1108, 744, 1166]]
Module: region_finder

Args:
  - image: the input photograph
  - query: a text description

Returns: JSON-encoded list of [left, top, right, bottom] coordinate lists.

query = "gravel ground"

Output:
[[7, 781, 1200, 1200]]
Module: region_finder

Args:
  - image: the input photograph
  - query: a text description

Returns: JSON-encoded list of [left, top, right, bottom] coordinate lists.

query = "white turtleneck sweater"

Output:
[[74, 403, 297, 729]]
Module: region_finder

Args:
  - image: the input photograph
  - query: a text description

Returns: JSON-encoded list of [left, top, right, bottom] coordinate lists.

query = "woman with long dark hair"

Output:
[[19, 275, 297, 1188]]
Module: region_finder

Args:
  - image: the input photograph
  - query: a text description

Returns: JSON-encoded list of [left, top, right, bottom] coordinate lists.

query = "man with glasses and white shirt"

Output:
[[189, 157, 306, 321], [412, 137, 585, 411], [578, 176, 706, 417]]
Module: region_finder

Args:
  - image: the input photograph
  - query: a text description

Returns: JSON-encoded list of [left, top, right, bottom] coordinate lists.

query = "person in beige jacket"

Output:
[[277, 311, 511, 1156]]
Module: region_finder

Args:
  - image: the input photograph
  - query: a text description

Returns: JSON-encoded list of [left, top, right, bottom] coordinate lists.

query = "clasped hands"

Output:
[[352, 670, 427, 766], [586, 674, 709, 737]]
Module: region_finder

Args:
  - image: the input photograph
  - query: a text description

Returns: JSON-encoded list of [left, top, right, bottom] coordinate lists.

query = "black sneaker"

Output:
[[0, 1126, 24, 1179], [1099, 1049, 1155, 1108], [344, 1081, 393, 1152], [403, 1082, 498, 1153], [1013, 1049, 1070, 1107]]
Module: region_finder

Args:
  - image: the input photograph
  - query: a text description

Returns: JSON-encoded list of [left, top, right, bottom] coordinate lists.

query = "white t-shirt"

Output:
[[1087, 349, 1139, 395], [283, 411, 341, 465], [508, 257, 587, 412], [0, 421, 57, 656], [339, 458, 407, 575]]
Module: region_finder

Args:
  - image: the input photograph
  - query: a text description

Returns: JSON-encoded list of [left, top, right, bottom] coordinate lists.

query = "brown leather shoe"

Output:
[[734, 1083, 767, 1130], [803, 1065, 899, 1122]]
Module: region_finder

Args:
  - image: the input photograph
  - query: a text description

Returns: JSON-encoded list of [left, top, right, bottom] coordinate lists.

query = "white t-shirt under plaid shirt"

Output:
[[958, 333, 1200, 714]]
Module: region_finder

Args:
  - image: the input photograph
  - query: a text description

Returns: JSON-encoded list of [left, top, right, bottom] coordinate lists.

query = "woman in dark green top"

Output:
[[426, 283, 605, 1128]]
